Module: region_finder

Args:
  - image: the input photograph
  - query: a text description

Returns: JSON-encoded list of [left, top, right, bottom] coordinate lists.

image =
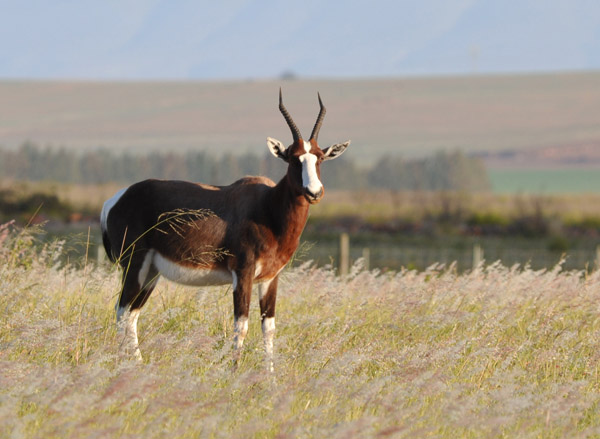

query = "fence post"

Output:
[[472, 244, 483, 270], [362, 247, 370, 271], [339, 233, 350, 276]]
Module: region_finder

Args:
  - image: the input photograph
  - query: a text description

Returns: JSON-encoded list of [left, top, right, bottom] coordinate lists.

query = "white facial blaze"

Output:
[[300, 141, 323, 196]]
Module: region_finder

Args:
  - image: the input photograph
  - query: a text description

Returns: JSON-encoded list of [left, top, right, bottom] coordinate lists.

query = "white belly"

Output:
[[153, 252, 232, 286]]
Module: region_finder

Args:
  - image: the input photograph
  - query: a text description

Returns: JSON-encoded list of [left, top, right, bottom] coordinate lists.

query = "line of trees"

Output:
[[0, 143, 491, 192]]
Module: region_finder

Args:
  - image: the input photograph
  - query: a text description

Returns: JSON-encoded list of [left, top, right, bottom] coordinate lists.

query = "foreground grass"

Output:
[[2, 230, 600, 437]]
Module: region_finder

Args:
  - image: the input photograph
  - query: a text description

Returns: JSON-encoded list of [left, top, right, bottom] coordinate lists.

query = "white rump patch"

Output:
[[299, 141, 323, 195], [100, 187, 128, 232], [153, 252, 232, 286]]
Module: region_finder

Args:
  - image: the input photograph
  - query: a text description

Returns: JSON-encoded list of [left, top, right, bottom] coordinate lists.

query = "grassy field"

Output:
[[1, 72, 600, 162], [2, 225, 600, 438]]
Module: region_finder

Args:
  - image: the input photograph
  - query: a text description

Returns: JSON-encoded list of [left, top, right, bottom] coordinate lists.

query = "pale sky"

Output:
[[0, 0, 599, 79]]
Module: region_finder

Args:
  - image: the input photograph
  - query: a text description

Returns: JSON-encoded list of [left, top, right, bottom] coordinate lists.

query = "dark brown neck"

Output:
[[267, 175, 310, 239]]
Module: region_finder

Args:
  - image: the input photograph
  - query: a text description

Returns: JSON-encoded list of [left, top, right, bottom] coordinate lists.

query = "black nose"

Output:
[[306, 187, 324, 200]]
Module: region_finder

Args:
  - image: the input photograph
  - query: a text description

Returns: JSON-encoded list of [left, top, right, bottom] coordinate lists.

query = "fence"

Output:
[[301, 233, 600, 274]]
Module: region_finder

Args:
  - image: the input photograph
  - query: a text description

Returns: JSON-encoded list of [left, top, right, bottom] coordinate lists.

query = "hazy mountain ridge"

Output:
[[1, 1, 600, 79]]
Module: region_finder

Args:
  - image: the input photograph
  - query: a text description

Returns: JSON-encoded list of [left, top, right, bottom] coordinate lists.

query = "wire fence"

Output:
[[300, 234, 600, 273]]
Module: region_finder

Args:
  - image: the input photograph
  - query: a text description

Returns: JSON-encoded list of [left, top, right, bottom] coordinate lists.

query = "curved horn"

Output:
[[309, 92, 326, 141], [279, 88, 302, 143]]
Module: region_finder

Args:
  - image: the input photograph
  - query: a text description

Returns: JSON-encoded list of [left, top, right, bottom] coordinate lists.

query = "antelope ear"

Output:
[[322, 140, 350, 161], [267, 137, 289, 162]]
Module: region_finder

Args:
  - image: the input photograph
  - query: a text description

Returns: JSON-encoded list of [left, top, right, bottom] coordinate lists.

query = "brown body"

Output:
[[101, 90, 350, 369], [103, 175, 308, 314]]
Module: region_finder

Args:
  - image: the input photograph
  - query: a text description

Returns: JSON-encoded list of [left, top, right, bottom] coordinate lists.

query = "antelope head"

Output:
[[267, 89, 350, 204]]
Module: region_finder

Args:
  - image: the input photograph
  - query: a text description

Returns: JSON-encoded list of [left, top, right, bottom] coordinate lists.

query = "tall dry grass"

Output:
[[2, 223, 600, 438]]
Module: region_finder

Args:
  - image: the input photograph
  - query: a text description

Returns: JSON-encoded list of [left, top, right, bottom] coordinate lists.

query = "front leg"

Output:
[[258, 276, 278, 372]]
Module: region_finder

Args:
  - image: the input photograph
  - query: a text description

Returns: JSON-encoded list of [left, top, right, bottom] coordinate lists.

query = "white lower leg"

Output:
[[262, 317, 275, 372], [233, 316, 249, 361], [117, 307, 142, 362]]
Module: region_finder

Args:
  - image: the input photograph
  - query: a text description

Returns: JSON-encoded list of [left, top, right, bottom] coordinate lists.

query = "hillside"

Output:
[[0, 72, 599, 164]]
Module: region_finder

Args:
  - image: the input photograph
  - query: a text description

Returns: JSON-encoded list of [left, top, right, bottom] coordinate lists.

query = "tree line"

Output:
[[0, 143, 491, 191]]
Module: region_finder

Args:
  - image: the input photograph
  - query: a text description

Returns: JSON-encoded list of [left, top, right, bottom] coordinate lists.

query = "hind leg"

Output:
[[116, 250, 159, 361]]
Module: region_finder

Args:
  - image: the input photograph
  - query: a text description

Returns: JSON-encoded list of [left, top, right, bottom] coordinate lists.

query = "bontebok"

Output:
[[100, 90, 350, 371]]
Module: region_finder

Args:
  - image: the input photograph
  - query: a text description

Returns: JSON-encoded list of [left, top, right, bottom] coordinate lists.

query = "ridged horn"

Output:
[[309, 92, 326, 141], [279, 88, 302, 143]]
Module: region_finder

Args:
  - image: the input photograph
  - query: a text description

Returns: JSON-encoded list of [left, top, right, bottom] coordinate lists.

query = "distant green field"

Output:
[[489, 168, 600, 194]]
